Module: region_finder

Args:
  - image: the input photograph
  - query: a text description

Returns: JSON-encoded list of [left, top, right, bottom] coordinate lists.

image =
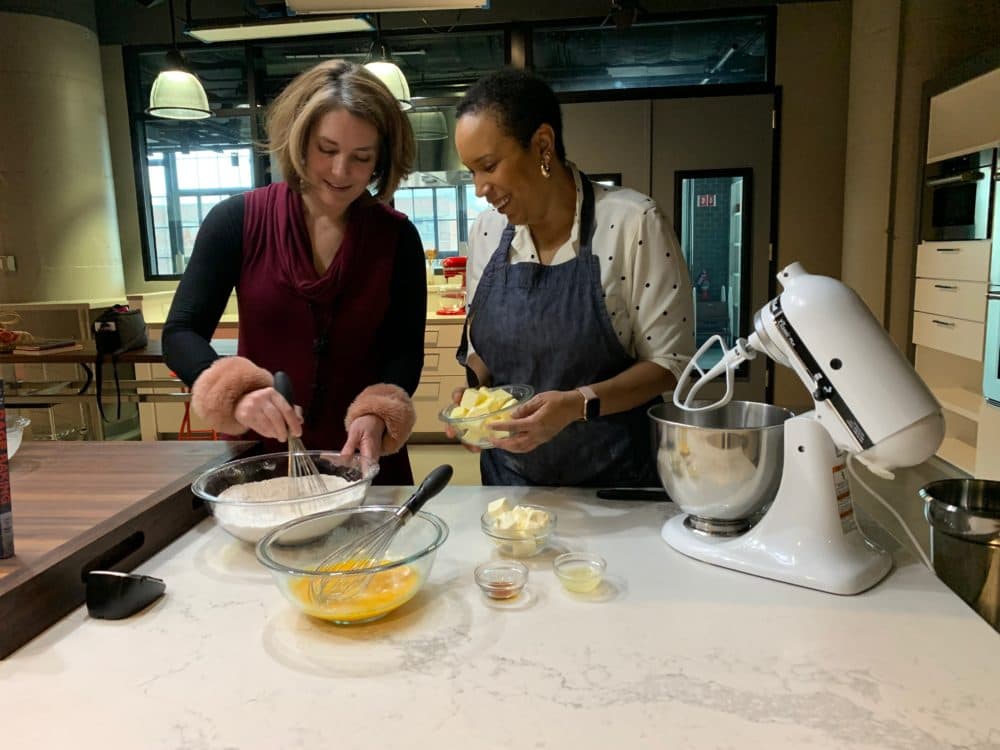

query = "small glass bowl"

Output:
[[553, 552, 606, 593], [480, 505, 556, 558], [474, 560, 528, 600], [438, 384, 534, 448]]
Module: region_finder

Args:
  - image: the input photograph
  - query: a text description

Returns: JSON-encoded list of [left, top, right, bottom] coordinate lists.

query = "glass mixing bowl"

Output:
[[190, 451, 379, 544], [256, 505, 449, 625], [4, 416, 30, 459]]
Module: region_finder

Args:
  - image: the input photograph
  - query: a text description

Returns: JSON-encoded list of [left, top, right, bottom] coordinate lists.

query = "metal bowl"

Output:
[[648, 401, 793, 535]]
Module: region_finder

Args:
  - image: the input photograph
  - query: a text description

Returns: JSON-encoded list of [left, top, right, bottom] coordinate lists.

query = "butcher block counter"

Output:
[[0, 440, 255, 658], [0, 483, 997, 749]]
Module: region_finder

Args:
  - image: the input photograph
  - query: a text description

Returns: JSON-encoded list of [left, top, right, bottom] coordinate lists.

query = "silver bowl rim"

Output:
[[648, 400, 795, 433], [254, 505, 449, 578], [190, 450, 379, 507]]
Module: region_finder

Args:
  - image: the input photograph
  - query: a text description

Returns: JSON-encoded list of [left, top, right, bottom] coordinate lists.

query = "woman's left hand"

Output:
[[488, 390, 580, 454], [341, 414, 386, 461]]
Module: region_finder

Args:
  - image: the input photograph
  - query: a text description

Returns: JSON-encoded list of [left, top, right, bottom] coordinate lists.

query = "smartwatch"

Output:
[[576, 385, 600, 421]]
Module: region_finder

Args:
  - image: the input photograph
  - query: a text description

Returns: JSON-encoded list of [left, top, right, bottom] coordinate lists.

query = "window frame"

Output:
[[124, 9, 775, 281]]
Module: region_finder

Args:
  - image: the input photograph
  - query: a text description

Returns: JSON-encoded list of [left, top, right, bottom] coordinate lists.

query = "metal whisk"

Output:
[[311, 464, 454, 603], [273, 371, 326, 497]]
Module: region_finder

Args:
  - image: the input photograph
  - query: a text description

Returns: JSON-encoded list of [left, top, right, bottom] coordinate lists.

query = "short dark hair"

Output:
[[456, 68, 566, 161]]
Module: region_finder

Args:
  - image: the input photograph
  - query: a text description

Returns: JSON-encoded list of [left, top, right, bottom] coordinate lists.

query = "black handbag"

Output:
[[93, 305, 148, 422]]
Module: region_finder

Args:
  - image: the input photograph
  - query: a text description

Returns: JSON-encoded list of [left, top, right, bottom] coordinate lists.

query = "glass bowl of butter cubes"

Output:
[[480, 497, 556, 558], [438, 384, 534, 448]]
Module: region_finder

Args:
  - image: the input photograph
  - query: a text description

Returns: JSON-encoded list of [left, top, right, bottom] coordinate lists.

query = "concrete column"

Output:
[[840, 0, 902, 326], [0, 10, 126, 303]]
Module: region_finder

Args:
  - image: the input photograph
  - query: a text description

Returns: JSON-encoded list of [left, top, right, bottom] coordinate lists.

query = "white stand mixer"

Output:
[[664, 263, 945, 594]]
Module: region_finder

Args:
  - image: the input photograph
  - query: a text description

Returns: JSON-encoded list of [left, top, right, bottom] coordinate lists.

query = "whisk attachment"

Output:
[[311, 464, 454, 603], [273, 371, 327, 497]]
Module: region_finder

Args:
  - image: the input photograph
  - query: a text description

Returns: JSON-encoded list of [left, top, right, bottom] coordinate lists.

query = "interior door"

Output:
[[651, 94, 776, 404]]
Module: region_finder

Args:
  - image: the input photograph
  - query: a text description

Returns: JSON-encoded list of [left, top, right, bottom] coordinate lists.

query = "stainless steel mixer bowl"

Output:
[[649, 401, 794, 534]]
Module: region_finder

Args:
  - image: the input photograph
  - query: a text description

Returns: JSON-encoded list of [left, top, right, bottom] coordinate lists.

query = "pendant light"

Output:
[[409, 110, 449, 141], [147, 0, 211, 120], [364, 15, 411, 110]]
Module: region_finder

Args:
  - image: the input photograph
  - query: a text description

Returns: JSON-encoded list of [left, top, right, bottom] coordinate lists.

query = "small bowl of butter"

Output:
[[553, 552, 606, 593], [480, 497, 555, 558]]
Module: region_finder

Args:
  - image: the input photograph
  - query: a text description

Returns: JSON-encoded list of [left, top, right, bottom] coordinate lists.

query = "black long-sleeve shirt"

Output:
[[162, 193, 426, 396]]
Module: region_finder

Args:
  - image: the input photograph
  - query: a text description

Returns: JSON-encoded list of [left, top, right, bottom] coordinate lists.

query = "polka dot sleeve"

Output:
[[625, 204, 695, 380]]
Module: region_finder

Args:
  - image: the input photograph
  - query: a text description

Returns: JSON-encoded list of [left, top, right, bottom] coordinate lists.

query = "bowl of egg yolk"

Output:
[[255, 505, 449, 625]]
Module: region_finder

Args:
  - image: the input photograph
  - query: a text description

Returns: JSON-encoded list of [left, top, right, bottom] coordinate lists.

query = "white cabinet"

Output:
[[912, 239, 991, 475], [927, 67, 1000, 162], [413, 320, 465, 440]]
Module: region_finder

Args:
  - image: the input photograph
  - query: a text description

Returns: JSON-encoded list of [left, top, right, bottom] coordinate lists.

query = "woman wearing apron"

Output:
[[453, 69, 695, 487]]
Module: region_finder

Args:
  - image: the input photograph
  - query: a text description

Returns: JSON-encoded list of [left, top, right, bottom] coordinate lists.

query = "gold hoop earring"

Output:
[[540, 153, 552, 179]]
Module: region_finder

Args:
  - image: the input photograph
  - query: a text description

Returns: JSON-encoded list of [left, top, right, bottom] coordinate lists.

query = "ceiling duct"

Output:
[[286, 0, 489, 12]]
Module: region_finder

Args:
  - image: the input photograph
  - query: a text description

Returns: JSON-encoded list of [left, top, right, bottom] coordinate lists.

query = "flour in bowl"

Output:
[[218, 474, 352, 502], [211, 473, 367, 543]]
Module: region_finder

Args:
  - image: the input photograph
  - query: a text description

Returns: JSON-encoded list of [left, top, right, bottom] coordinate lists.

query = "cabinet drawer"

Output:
[[915, 240, 990, 281], [913, 279, 988, 322], [422, 348, 466, 377], [413, 375, 466, 433], [424, 323, 463, 349], [912, 312, 985, 361]]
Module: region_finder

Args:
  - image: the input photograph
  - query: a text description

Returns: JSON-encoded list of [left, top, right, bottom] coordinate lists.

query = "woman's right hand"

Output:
[[444, 385, 481, 453], [233, 386, 303, 442]]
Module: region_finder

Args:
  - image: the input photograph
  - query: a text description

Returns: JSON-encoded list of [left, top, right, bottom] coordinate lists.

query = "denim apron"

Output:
[[465, 176, 660, 487]]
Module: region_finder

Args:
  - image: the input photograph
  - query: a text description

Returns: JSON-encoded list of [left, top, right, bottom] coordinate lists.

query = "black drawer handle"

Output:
[[931, 319, 956, 327], [934, 247, 961, 253], [933, 284, 958, 290]]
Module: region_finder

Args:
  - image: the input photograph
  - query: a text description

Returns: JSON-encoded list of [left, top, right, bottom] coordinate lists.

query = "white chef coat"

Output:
[[465, 163, 695, 380]]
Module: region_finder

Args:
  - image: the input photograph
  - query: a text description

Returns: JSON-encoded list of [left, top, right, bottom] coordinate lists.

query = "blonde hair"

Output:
[[265, 59, 415, 202]]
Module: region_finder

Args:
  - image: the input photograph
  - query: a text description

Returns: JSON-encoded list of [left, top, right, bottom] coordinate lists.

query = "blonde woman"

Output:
[[163, 60, 425, 484]]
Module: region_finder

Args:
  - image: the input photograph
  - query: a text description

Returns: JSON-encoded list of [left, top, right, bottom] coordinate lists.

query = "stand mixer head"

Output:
[[657, 263, 945, 594]]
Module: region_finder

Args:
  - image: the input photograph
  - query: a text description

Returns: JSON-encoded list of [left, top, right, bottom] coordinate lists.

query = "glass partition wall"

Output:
[[125, 11, 772, 279], [676, 169, 753, 371]]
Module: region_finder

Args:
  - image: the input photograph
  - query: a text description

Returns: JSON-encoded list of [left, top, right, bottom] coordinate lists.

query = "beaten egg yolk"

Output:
[[291, 560, 421, 622]]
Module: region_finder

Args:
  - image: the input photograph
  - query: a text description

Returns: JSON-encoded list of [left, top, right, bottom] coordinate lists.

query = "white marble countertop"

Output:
[[1, 485, 998, 749]]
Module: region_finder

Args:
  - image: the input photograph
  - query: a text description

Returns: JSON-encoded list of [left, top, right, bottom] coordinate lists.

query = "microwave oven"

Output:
[[921, 148, 996, 242]]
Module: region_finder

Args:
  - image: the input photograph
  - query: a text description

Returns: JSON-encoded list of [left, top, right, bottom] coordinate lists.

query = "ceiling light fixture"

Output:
[[364, 14, 411, 110], [409, 111, 449, 141], [185, 15, 373, 43], [147, 0, 211, 119], [287, 0, 489, 12]]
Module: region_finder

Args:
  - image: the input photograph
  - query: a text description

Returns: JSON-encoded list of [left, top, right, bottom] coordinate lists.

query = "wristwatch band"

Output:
[[576, 385, 600, 421]]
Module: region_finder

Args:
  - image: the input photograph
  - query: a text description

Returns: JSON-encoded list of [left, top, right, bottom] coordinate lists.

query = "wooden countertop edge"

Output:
[[0, 441, 256, 659]]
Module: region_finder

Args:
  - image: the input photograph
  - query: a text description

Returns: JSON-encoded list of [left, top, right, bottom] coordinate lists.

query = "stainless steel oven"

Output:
[[922, 148, 995, 242]]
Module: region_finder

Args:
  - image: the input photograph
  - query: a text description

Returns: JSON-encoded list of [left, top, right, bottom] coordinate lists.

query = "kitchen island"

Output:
[[0, 484, 997, 749]]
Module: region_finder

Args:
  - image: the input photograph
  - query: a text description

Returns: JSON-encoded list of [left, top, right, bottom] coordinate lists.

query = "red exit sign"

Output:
[[697, 194, 717, 207]]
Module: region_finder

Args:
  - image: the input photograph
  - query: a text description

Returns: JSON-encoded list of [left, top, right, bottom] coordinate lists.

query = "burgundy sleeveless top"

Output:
[[238, 182, 413, 484]]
